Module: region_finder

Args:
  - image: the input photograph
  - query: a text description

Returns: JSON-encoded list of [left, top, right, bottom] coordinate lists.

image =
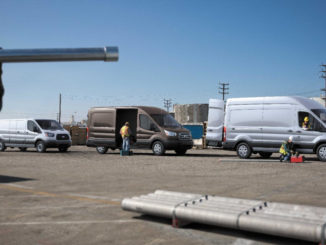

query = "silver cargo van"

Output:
[[207, 96, 326, 161], [0, 119, 71, 152], [86, 106, 193, 155]]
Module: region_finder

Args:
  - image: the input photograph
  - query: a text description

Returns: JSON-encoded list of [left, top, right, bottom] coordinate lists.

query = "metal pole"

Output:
[[59, 93, 62, 124], [0, 47, 118, 63]]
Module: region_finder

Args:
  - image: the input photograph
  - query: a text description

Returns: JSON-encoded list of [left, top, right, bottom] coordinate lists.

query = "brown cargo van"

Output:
[[86, 106, 193, 155]]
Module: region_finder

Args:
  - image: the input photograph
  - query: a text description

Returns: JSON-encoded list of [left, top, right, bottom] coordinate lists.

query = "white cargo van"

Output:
[[206, 96, 326, 161], [0, 119, 71, 152]]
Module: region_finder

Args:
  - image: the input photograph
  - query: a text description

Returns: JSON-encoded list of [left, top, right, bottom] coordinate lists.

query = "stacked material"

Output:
[[122, 190, 326, 243]]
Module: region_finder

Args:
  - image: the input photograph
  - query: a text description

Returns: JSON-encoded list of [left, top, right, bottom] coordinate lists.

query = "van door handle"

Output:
[[232, 128, 235, 130], [296, 131, 302, 133], [208, 129, 213, 132], [288, 130, 293, 132]]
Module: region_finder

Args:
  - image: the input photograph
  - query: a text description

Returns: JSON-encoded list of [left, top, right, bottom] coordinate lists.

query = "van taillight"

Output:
[[223, 126, 226, 142], [86, 127, 89, 140]]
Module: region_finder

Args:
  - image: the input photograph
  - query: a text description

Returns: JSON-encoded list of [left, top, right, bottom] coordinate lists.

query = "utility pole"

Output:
[[163, 98, 172, 112], [218, 82, 229, 101], [321, 64, 326, 107], [58, 93, 62, 124]]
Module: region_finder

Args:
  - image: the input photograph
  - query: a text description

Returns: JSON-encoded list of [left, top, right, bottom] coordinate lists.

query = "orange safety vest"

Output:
[[120, 125, 130, 137]]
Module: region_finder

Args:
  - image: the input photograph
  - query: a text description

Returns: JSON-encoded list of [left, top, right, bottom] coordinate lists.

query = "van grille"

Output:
[[178, 132, 191, 140], [56, 134, 69, 140]]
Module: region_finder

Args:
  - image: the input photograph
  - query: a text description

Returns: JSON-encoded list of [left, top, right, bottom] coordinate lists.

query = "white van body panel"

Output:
[[0, 119, 71, 152], [206, 99, 224, 146]]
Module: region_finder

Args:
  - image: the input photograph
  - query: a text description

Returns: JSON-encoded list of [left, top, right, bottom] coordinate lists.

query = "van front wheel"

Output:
[[236, 142, 252, 159], [96, 146, 108, 154], [152, 141, 165, 155], [36, 141, 46, 153], [317, 144, 326, 161]]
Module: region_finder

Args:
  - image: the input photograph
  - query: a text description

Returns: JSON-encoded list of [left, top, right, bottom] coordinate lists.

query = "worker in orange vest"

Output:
[[120, 122, 132, 152]]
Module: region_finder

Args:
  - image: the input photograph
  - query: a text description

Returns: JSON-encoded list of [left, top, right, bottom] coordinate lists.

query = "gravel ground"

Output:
[[0, 146, 324, 245]]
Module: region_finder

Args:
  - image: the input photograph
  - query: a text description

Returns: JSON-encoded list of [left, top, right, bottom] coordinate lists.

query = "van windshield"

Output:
[[311, 109, 326, 124], [36, 120, 63, 130], [150, 114, 181, 128]]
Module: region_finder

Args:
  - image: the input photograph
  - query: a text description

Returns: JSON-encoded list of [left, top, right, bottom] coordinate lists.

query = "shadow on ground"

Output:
[[0, 175, 35, 183], [135, 214, 315, 245]]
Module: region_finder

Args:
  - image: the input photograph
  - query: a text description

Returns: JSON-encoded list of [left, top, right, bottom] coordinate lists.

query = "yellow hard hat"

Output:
[[304, 117, 309, 122]]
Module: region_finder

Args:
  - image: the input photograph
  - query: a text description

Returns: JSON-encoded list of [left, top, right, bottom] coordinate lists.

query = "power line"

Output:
[[163, 98, 172, 112], [218, 82, 229, 101], [321, 64, 326, 107]]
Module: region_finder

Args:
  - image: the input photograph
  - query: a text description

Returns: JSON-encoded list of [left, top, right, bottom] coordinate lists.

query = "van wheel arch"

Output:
[[236, 141, 252, 159]]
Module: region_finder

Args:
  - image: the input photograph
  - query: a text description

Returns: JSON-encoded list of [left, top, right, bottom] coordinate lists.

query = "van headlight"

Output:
[[45, 132, 55, 137], [164, 130, 177, 137]]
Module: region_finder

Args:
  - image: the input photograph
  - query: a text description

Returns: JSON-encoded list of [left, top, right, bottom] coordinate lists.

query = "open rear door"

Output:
[[206, 99, 224, 146]]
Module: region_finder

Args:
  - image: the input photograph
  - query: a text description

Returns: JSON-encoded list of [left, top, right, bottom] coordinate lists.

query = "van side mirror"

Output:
[[33, 126, 39, 133]]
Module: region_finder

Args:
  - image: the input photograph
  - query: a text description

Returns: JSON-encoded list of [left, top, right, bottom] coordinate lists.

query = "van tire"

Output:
[[36, 141, 46, 153], [96, 146, 108, 154], [175, 149, 187, 155], [19, 147, 27, 152], [317, 144, 326, 161], [236, 142, 252, 159], [259, 152, 272, 159], [152, 141, 165, 155], [0, 141, 6, 151]]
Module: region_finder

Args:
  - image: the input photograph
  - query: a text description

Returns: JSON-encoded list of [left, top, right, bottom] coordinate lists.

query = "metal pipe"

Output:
[[122, 190, 326, 243], [0, 46, 118, 63]]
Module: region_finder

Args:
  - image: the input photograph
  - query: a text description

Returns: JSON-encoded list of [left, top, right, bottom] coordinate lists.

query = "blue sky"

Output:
[[1, 0, 326, 122]]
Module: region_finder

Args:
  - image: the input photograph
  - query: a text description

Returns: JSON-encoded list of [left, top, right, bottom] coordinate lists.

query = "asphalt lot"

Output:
[[0, 146, 325, 245]]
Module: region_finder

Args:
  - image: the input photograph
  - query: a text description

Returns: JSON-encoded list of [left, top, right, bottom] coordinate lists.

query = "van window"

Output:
[[311, 109, 326, 123], [27, 120, 40, 133], [298, 112, 326, 132], [140, 114, 159, 131], [92, 112, 114, 127], [36, 120, 62, 130], [151, 114, 181, 128]]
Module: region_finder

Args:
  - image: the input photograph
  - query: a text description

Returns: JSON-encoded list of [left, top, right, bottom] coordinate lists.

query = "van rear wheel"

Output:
[[152, 141, 165, 155], [317, 144, 326, 161], [259, 152, 272, 159], [236, 142, 252, 159], [0, 141, 6, 151], [96, 146, 108, 154]]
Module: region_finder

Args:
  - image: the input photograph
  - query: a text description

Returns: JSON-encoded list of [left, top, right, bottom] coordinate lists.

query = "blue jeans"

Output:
[[122, 137, 130, 151], [283, 153, 291, 161]]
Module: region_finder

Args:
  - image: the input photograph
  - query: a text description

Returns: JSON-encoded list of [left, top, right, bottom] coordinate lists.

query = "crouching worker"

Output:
[[279, 136, 295, 162], [120, 122, 132, 152]]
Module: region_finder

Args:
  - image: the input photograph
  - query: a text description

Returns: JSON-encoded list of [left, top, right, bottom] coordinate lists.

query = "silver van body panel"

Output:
[[207, 96, 326, 156], [0, 119, 71, 151]]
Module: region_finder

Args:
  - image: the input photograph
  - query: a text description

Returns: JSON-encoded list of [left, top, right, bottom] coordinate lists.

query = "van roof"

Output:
[[226, 96, 324, 110], [89, 106, 169, 115]]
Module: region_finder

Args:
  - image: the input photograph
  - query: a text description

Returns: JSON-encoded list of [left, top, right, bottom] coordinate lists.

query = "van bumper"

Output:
[[44, 139, 72, 148], [163, 139, 193, 150]]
